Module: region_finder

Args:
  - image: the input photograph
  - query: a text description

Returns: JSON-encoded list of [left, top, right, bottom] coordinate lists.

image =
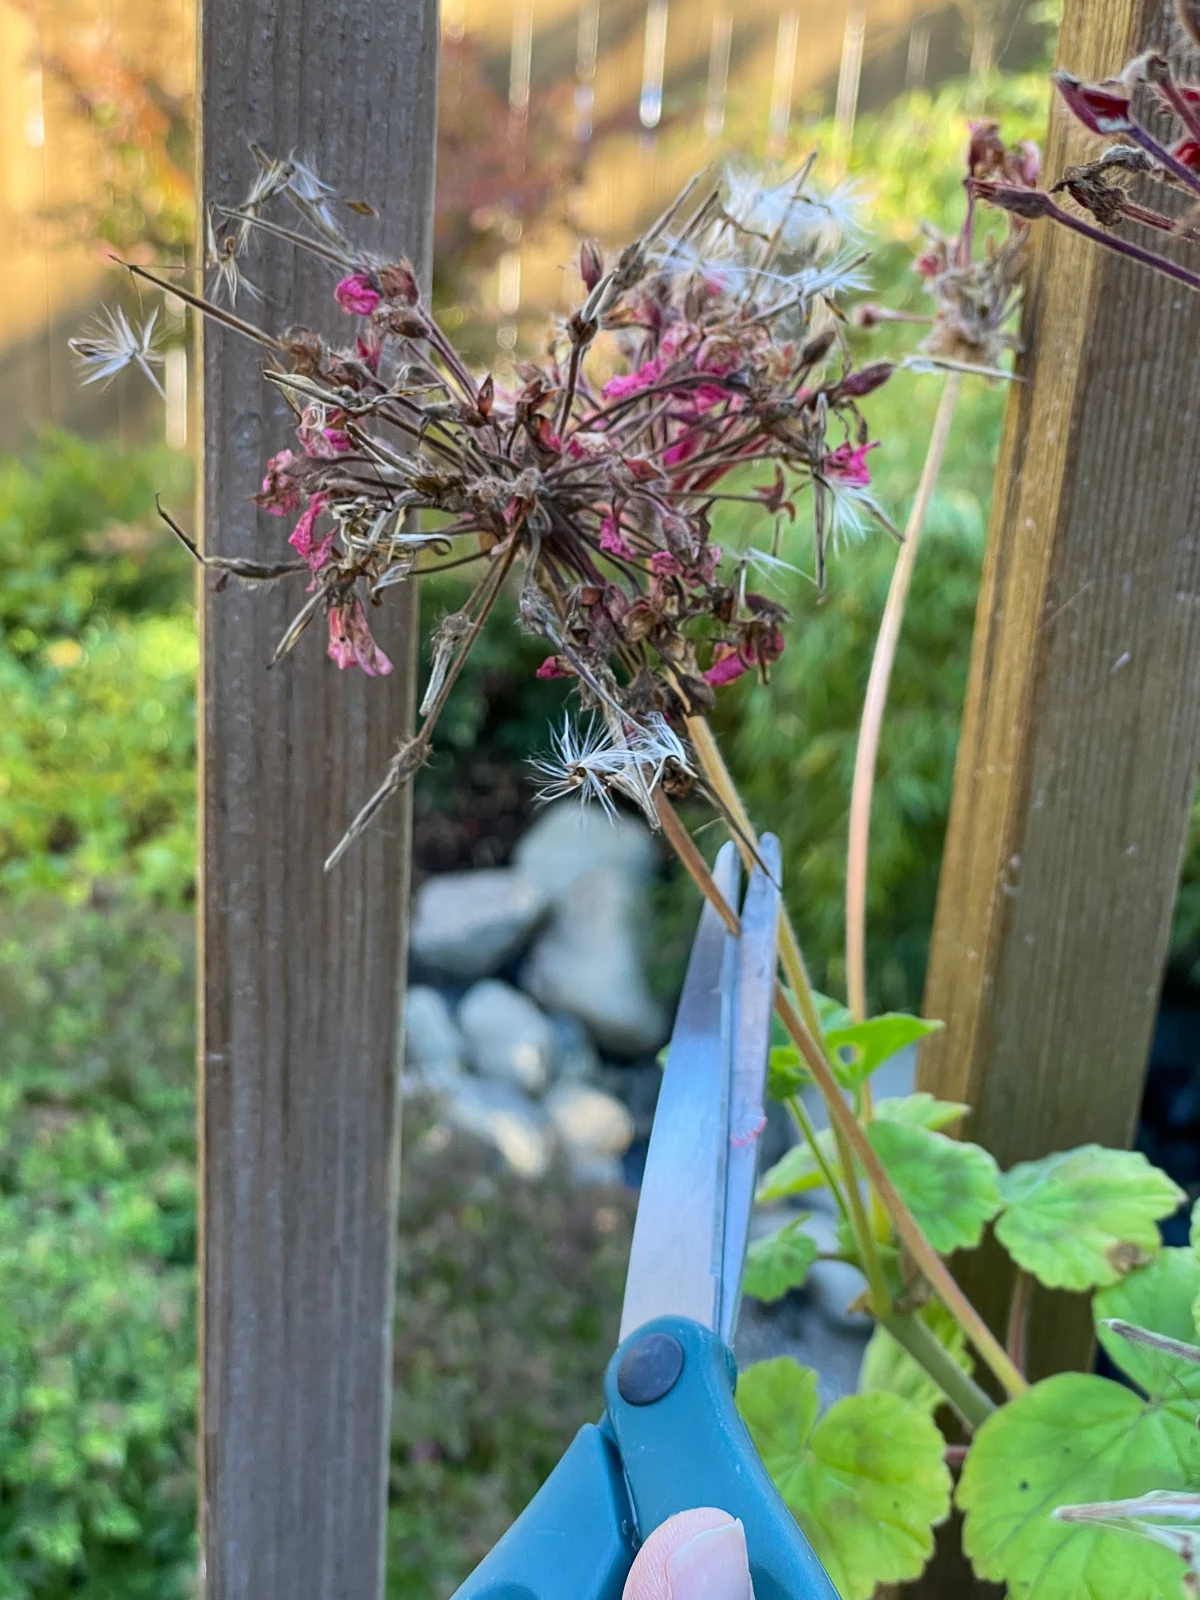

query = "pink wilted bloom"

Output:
[[1052, 71, 1133, 135], [1175, 137, 1200, 172], [663, 434, 702, 469], [535, 655, 569, 680], [328, 598, 393, 676], [602, 356, 663, 401], [289, 494, 334, 572], [258, 449, 301, 515], [334, 273, 381, 315], [704, 647, 748, 688], [823, 441, 880, 487], [650, 552, 682, 578], [599, 517, 635, 560]]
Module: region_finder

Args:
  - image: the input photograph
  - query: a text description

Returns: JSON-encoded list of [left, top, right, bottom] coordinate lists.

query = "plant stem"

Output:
[[786, 1093, 851, 1226], [773, 985, 1028, 1400], [1006, 1269, 1032, 1376], [846, 372, 961, 1034], [881, 1311, 996, 1431]]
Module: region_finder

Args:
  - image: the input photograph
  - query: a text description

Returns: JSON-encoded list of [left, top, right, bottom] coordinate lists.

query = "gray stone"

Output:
[[566, 1153, 626, 1187], [513, 802, 658, 900], [402, 985, 466, 1088], [438, 1077, 555, 1179], [520, 867, 667, 1056], [411, 868, 547, 980], [545, 1081, 635, 1158], [458, 979, 557, 1094], [598, 1063, 662, 1140], [546, 1013, 601, 1083]]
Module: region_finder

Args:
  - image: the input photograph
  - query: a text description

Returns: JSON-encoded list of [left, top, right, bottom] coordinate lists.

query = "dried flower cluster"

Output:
[[75, 135, 1033, 863], [976, 15, 1200, 298]]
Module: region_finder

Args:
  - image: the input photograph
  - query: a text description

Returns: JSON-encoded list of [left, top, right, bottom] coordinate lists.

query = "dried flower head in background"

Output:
[[975, 48, 1200, 298]]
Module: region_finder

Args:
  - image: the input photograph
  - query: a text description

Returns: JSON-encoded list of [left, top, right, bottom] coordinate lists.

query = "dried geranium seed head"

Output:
[[971, 180, 1054, 220], [800, 329, 836, 364], [1052, 70, 1133, 136]]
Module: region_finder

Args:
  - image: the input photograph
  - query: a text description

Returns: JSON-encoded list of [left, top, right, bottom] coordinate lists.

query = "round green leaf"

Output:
[[866, 1120, 1000, 1254], [958, 1371, 1200, 1599], [1095, 1248, 1200, 1400], [738, 1356, 951, 1600], [860, 1302, 973, 1416], [873, 1092, 969, 1130], [744, 1217, 819, 1303], [824, 1014, 943, 1091], [994, 1147, 1183, 1292]]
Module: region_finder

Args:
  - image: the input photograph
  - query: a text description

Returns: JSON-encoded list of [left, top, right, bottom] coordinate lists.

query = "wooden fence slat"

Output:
[[197, 6, 437, 1598], [919, 0, 1200, 1387]]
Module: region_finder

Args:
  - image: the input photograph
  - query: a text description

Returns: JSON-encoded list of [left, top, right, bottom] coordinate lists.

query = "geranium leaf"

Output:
[[960, 1251, 1200, 1599], [873, 1091, 969, 1130], [767, 1044, 809, 1101], [824, 1014, 943, 1091], [756, 1096, 969, 1205], [866, 1120, 1000, 1254], [994, 1147, 1183, 1291], [860, 1302, 973, 1416], [1095, 1248, 1200, 1400], [814, 991, 853, 1034], [958, 1371, 1200, 1599], [738, 1356, 951, 1600], [744, 1217, 819, 1302]]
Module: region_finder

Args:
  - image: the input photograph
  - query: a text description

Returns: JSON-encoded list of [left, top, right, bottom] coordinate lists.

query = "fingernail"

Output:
[[666, 1520, 753, 1600]]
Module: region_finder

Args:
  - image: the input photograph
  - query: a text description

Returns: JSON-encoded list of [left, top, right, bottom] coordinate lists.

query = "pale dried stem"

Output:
[[846, 371, 961, 1033]]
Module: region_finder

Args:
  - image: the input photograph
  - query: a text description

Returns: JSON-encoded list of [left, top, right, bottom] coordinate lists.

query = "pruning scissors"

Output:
[[452, 837, 838, 1600]]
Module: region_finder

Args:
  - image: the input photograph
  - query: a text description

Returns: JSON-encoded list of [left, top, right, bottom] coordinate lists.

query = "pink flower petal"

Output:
[[334, 273, 381, 315]]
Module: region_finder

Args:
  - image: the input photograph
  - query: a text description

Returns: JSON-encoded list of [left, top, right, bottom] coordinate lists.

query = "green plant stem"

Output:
[[881, 1312, 996, 1433], [845, 371, 961, 1042], [786, 1092, 852, 1227], [773, 985, 1029, 1400]]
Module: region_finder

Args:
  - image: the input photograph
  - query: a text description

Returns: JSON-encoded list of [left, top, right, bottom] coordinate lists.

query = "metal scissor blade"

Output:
[[620, 843, 741, 1341], [719, 833, 782, 1344]]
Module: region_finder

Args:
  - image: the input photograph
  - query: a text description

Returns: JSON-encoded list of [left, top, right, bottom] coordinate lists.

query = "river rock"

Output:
[[544, 1081, 635, 1158], [439, 1077, 555, 1179], [513, 802, 658, 900], [546, 1013, 601, 1083], [403, 985, 466, 1087], [520, 866, 667, 1055], [411, 868, 547, 980], [458, 979, 557, 1094]]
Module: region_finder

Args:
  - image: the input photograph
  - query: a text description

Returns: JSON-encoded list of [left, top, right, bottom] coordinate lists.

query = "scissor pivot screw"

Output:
[[617, 1333, 684, 1406]]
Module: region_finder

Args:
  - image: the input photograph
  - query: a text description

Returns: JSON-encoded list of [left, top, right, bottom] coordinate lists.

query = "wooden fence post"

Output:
[[920, 0, 1200, 1386], [196, 6, 437, 1599]]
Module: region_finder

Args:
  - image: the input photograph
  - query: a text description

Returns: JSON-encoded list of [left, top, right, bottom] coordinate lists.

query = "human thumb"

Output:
[[622, 1508, 754, 1600]]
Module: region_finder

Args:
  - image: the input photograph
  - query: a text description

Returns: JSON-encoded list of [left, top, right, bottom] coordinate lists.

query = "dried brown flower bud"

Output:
[[377, 259, 420, 304], [835, 361, 894, 398], [385, 307, 430, 338], [580, 240, 604, 292], [800, 329, 836, 365]]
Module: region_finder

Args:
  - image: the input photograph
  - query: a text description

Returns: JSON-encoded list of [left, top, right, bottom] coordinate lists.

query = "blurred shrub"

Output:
[[0, 905, 198, 1600], [0, 435, 195, 905], [0, 906, 632, 1600]]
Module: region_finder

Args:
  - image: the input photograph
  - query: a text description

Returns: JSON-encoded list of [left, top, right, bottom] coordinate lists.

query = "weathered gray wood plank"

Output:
[[197, 6, 437, 1597]]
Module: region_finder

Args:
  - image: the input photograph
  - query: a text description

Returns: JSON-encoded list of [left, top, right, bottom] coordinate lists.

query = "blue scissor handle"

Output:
[[450, 1315, 837, 1600], [448, 1421, 635, 1600], [604, 1317, 838, 1600]]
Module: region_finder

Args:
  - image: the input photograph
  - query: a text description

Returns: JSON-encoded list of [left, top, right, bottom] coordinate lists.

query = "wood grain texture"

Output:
[[919, 0, 1200, 1390], [196, 6, 437, 1598]]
